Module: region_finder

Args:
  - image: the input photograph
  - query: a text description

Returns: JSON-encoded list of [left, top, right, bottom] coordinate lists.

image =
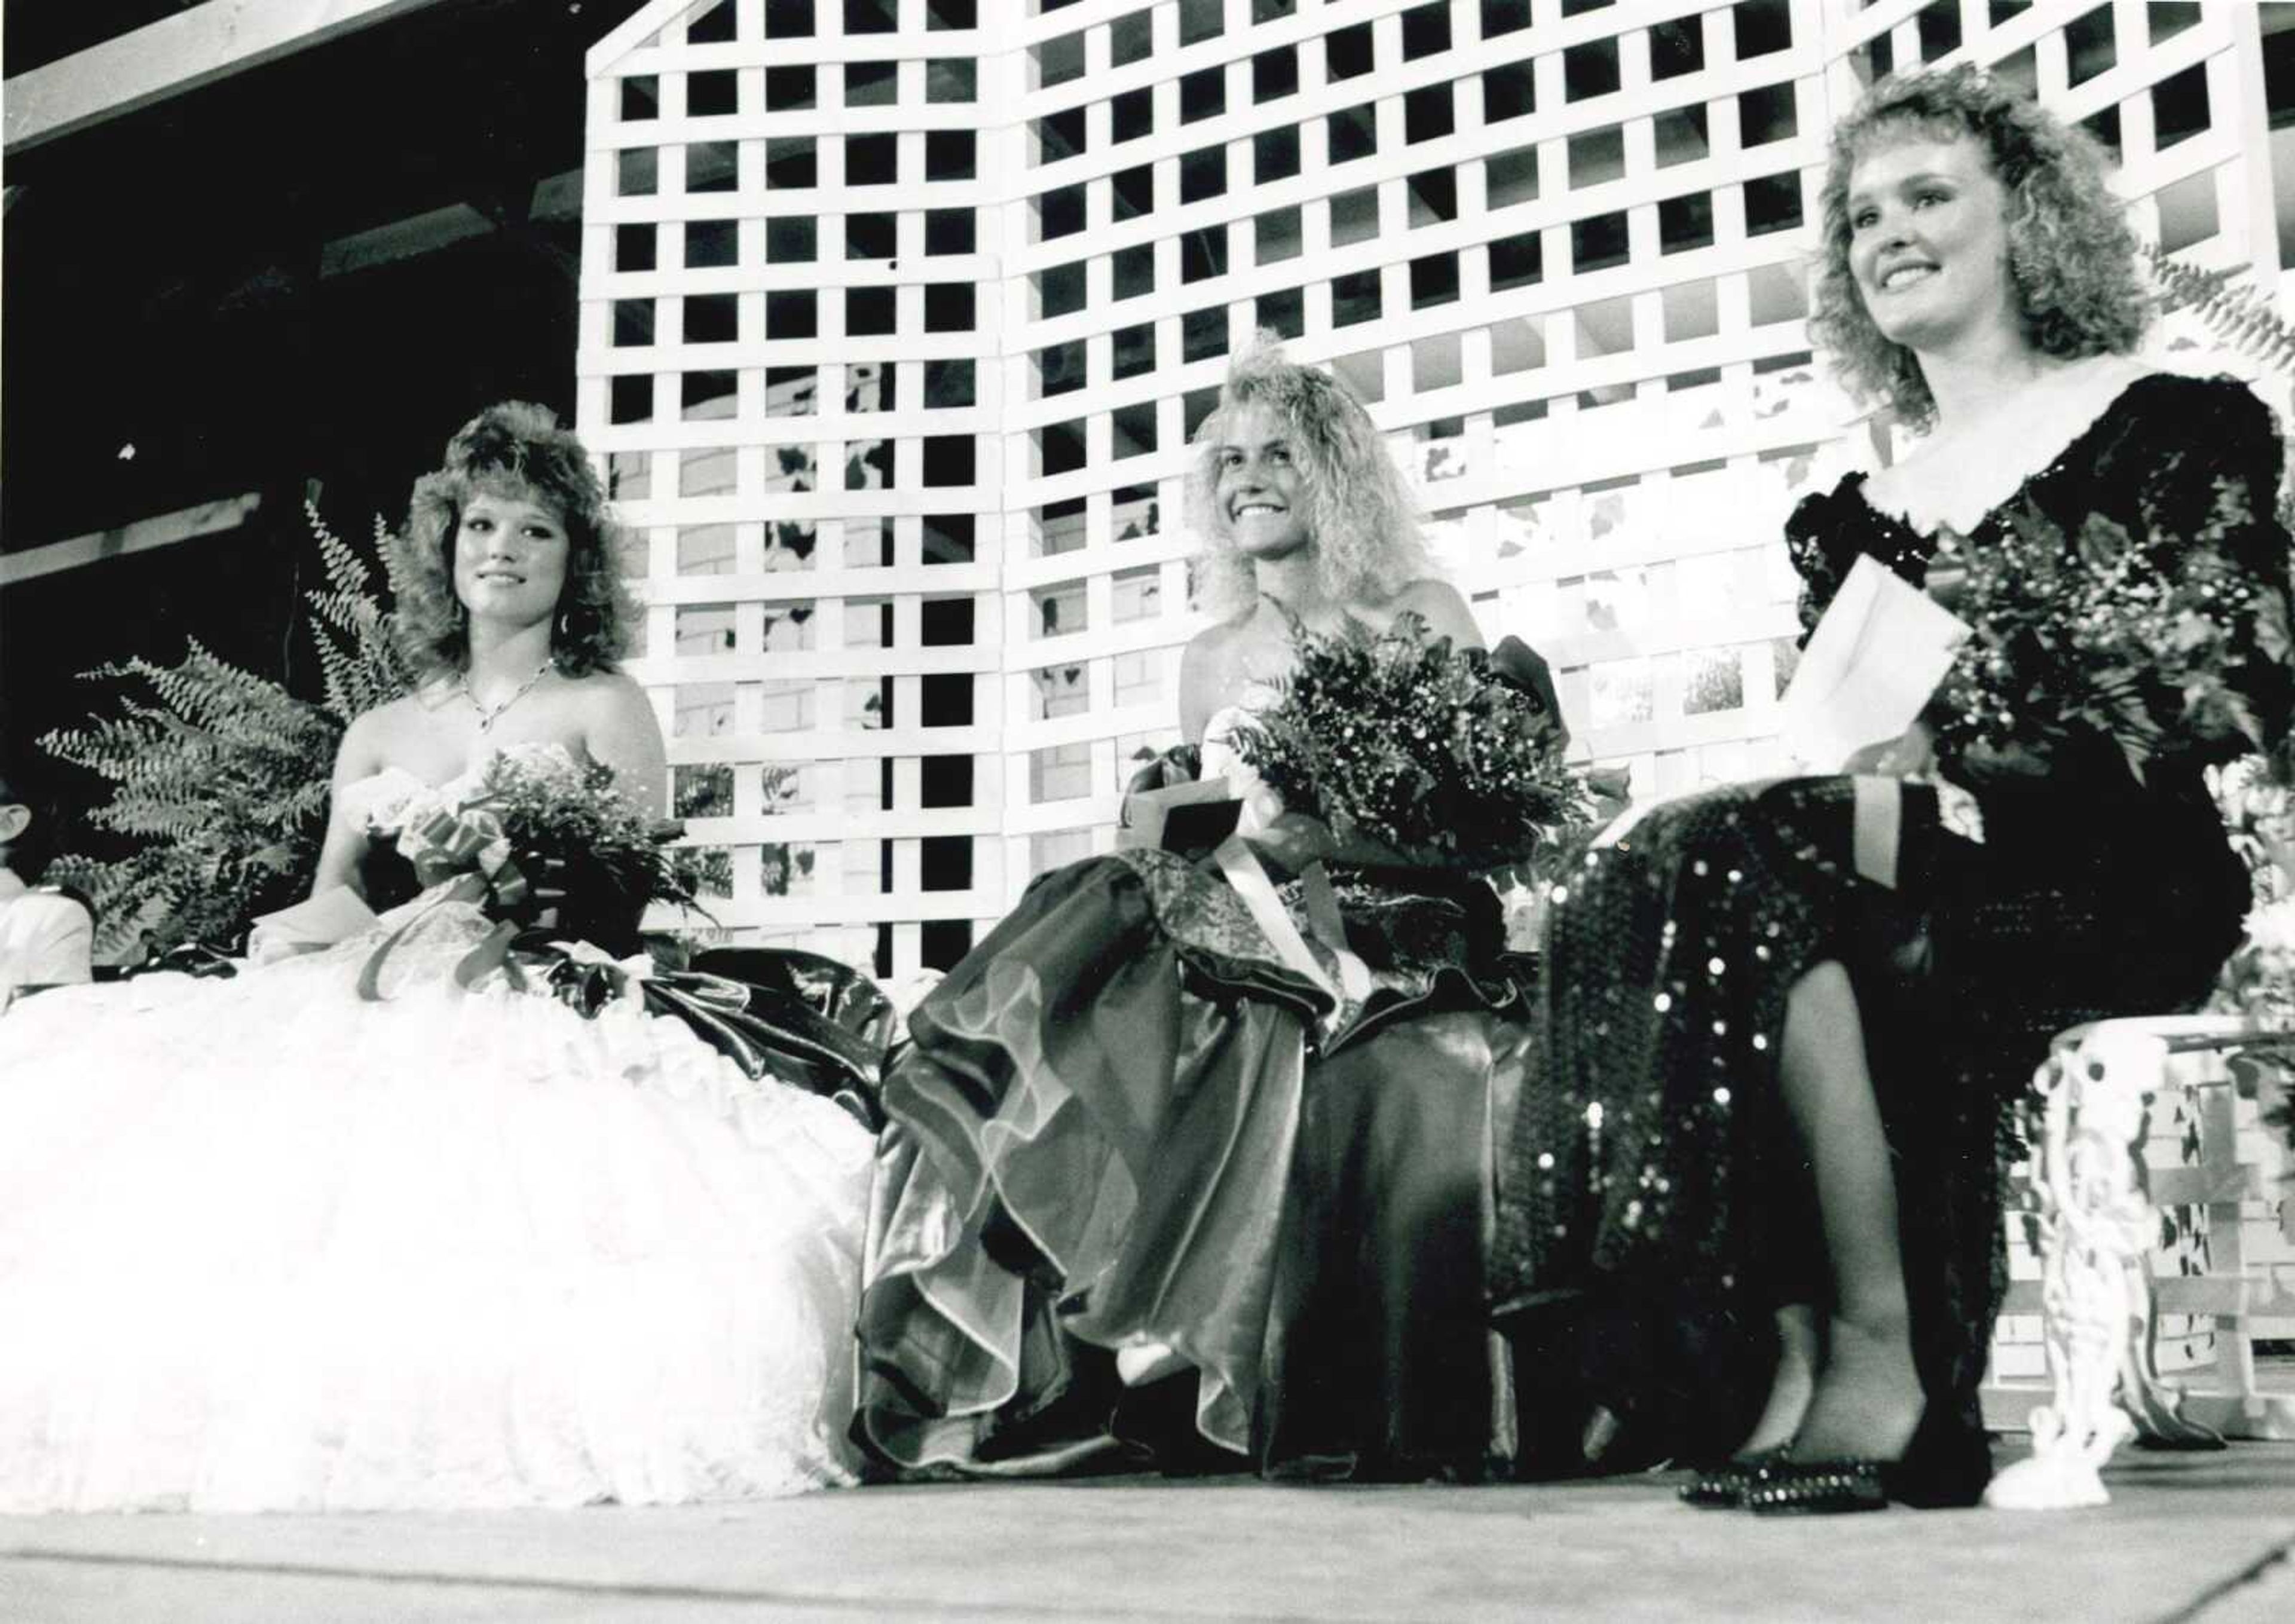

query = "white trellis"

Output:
[[577, 0, 2295, 983]]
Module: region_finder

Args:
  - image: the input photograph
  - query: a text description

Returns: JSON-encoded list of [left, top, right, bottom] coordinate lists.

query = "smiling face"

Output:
[[1846, 132, 2017, 357], [1213, 400, 1312, 561], [452, 487, 571, 632]]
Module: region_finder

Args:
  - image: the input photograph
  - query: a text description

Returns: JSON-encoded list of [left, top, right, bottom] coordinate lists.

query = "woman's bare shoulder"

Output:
[[559, 666, 654, 724], [1184, 615, 1248, 661], [340, 691, 432, 759], [1390, 575, 1471, 611], [1180, 619, 1254, 741], [1382, 577, 1482, 647]]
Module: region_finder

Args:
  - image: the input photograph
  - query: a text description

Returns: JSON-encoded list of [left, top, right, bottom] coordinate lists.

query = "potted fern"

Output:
[[42, 504, 415, 962]]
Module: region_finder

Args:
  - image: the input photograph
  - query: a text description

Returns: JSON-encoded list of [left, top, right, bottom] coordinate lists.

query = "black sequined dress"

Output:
[[1491, 373, 2291, 1476]]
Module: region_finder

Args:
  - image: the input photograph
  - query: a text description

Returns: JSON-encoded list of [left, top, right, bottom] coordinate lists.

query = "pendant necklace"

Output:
[[460, 657, 555, 734]]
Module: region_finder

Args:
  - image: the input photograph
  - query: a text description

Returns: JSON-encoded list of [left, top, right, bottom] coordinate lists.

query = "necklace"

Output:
[[459, 657, 555, 734]]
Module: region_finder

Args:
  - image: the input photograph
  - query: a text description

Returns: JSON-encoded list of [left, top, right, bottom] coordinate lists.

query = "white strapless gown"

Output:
[[0, 753, 873, 1512]]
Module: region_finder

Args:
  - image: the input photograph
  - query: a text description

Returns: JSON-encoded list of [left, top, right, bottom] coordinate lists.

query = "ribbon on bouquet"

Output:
[[403, 801, 519, 895], [1210, 834, 1373, 1014], [354, 802, 539, 1002]]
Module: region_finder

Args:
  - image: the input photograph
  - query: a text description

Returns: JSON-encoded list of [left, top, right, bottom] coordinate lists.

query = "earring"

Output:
[[556, 608, 574, 646]]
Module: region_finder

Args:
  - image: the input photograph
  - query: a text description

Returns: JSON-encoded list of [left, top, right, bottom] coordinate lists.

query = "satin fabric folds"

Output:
[[856, 848, 1529, 1481]]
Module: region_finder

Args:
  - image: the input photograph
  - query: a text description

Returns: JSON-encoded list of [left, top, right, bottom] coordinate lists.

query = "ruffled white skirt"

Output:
[[0, 898, 873, 1512]]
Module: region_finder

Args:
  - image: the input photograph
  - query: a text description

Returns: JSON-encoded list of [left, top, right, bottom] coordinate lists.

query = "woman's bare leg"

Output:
[[1734, 1303, 1819, 1457], [1776, 961, 1924, 1461]]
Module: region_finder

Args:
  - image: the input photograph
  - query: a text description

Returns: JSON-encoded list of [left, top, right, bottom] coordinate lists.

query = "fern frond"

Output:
[[2151, 245, 2295, 372], [307, 498, 374, 600], [302, 504, 415, 720]]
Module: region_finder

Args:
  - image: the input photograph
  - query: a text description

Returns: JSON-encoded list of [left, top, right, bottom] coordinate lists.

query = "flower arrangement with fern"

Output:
[[385, 745, 691, 955], [1921, 501, 2294, 785], [41, 506, 417, 961], [339, 742, 696, 999], [1228, 615, 1596, 874]]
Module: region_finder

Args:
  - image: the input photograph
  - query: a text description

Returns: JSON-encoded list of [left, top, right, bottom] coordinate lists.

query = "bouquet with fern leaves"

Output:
[[1229, 616, 1595, 874], [1923, 497, 2293, 785], [390, 747, 690, 953], [348, 745, 692, 999]]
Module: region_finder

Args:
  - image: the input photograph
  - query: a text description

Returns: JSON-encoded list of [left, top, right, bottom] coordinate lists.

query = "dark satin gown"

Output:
[[1491, 374, 2289, 1488], [854, 844, 1530, 1482]]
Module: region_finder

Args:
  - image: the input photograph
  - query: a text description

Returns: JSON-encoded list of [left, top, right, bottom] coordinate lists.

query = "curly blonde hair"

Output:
[[1185, 337, 1433, 623], [390, 402, 634, 681], [1811, 65, 2148, 431]]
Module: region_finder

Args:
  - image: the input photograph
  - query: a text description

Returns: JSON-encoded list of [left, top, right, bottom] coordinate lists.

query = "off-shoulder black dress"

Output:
[[1491, 373, 2291, 1488]]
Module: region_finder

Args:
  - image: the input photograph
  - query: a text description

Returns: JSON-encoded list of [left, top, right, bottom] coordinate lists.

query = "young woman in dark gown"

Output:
[[1491, 66, 2293, 1511], [855, 343, 1550, 1481]]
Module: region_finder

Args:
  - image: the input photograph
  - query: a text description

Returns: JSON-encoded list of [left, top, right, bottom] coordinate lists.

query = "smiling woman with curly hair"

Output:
[[1494, 64, 2291, 1514], [1810, 63, 2148, 430], [1184, 338, 1436, 626], [852, 339, 1562, 1487], [1177, 335, 1479, 742], [390, 400, 636, 681], [0, 400, 881, 1514], [313, 400, 666, 899]]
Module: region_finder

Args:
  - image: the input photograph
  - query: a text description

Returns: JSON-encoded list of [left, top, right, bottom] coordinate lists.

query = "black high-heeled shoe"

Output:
[[1740, 1455, 1889, 1515], [1678, 1443, 1792, 1510], [1742, 1414, 1992, 1516]]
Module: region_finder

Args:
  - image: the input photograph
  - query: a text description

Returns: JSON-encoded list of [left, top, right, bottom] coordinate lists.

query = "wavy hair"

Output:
[[390, 402, 633, 680], [1185, 337, 1432, 623], [1811, 64, 2148, 431]]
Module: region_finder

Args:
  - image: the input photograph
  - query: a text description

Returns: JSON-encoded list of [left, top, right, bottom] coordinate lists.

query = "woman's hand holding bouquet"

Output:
[[360, 749, 691, 999]]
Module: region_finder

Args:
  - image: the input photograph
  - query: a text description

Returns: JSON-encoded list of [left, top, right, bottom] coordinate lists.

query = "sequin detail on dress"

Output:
[[1492, 373, 2285, 1466]]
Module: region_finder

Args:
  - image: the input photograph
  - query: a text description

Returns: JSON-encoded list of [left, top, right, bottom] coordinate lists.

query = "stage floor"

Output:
[[4, 1438, 2293, 1623]]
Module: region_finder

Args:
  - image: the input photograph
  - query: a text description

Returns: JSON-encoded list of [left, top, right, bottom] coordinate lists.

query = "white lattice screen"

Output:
[[577, 0, 2286, 1005]]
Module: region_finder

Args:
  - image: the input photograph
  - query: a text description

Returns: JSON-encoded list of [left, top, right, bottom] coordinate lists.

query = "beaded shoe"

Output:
[[1742, 1411, 1994, 1514], [1742, 1457, 1890, 1516], [1678, 1444, 1792, 1510]]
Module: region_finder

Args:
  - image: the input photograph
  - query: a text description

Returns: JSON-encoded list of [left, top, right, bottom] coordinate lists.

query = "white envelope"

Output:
[[1777, 553, 1972, 772]]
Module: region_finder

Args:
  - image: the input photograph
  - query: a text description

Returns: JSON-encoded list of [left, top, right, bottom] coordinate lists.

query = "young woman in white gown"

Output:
[[0, 403, 873, 1512]]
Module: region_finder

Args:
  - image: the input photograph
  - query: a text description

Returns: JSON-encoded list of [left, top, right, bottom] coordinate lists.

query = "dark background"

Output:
[[2, 0, 653, 777]]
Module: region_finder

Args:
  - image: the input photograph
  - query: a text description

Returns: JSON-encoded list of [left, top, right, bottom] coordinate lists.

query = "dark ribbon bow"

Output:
[[533, 952, 888, 1130]]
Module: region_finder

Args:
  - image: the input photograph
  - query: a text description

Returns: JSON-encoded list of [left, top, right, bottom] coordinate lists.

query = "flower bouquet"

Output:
[[360, 750, 691, 999], [1926, 501, 2293, 784], [1228, 616, 1596, 876]]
